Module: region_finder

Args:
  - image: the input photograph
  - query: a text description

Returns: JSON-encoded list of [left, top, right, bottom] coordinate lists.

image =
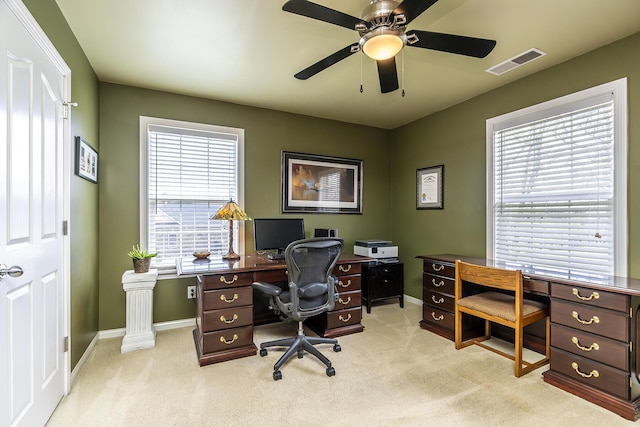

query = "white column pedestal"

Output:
[[121, 269, 158, 353]]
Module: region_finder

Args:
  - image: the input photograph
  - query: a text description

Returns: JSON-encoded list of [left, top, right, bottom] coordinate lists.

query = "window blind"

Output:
[[145, 122, 241, 264], [492, 97, 615, 277]]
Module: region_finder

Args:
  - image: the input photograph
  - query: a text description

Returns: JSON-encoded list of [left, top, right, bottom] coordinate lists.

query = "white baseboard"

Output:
[[70, 333, 99, 385], [404, 294, 421, 306]]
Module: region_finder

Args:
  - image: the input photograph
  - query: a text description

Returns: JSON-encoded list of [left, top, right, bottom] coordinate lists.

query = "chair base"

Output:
[[259, 321, 341, 380]]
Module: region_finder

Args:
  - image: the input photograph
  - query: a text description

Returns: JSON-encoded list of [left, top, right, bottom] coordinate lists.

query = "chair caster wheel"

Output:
[[326, 366, 335, 377], [297, 349, 304, 359], [260, 348, 268, 357], [333, 344, 341, 352], [273, 370, 282, 381]]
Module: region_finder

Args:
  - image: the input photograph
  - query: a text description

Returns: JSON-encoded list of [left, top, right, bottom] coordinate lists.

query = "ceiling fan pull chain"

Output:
[[401, 49, 406, 97], [360, 52, 364, 93]]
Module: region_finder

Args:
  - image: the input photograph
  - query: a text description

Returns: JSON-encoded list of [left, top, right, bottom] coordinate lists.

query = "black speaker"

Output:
[[314, 228, 338, 237]]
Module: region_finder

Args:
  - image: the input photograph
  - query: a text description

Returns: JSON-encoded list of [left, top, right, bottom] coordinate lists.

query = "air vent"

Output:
[[486, 48, 546, 76]]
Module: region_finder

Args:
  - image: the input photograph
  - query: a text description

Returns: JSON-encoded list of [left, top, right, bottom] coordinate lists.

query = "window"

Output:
[[486, 78, 627, 278], [140, 116, 245, 270]]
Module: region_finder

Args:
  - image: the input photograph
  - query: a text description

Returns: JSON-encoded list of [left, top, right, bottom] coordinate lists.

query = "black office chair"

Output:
[[252, 237, 343, 380]]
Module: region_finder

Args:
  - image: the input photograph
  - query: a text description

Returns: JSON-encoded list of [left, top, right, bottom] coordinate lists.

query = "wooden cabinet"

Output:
[[193, 272, 257, 366], [361, 262, 404, 313], [418, 257, 481, 341], [305, 261, 365, 338], [543, 282, 640, 419]]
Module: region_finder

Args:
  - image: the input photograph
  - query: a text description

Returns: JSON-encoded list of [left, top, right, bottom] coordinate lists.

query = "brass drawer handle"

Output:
[[431, 295, 444, 304], [220, 293, 239, 303], [431, 312, 444, 321], [572, 288, 600, 301], [338, 314, 352, 322], [339, 265, 352, 273], [220, 334, 238, 345], [338, 279, 351, 288], [338, 296, 351, 305], [220, 275, 238, 285], [432, 278, 445, 287], [572, 311, 600, 325], [432, 264, 444, 272], [220, 313, 238, 324], [571, 362, 599, 379], [571, 337, 600, 352]]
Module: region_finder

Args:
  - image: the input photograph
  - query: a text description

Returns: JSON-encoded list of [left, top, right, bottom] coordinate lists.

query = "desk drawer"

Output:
[[335, 290, 361, 310], [201, 325, 253, 353], [200, 272, 254, 290], [551, 299, 629, 342], [422, 305, 454, 331], [551, 282, 628, 312], [550, 348, 629, 400], [423, 260, 454, 278], [203, 287, 252, 311], [254, 269, 287, 283], [202, 306, 253, 332], [551, 323, 629, 371], [334, 263, 362, 276], [423, 273, 454, 295], [523, 278, 549, 296], [336, 275, 361, 292], [325, 307, 362, 329], [423, 289, 454, 312]]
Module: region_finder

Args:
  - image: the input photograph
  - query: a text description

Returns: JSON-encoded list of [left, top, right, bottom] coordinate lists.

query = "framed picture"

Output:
[[417, 164, 444, 209], [282, 151, 362, 214], [75, 136, 98, 183]]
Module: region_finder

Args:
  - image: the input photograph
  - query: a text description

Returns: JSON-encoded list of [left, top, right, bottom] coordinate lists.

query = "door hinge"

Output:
[[63, 336, 69, 352], [62, 101, 78, 119], [62, 220, 68, 236]]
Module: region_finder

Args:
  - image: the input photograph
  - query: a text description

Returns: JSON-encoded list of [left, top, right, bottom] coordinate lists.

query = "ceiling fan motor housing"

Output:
[[359, 0, 403, 34]]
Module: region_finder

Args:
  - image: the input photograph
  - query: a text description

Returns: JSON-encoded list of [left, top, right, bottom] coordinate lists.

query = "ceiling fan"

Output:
[[283, 0, 497, 93]]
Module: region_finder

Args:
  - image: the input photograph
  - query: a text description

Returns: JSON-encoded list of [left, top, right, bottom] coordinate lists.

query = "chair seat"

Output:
[[457, 291, 547, 322]]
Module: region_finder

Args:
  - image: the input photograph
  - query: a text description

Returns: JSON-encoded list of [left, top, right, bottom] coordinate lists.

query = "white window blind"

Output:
[[140, 117, 244, 267], [487, 79, 627, 279]]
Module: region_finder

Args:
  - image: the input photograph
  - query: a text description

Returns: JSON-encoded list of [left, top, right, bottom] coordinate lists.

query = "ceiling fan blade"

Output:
[[392, 0, 439, 25], [377, 57, 399, 93], [294, 44, 359, 80], [283, 0, 365, 30], [407, 30, 496, 58]]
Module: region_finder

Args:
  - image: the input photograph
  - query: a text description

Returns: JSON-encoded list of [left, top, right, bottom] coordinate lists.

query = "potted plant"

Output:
[[127, 244, 157, 273]]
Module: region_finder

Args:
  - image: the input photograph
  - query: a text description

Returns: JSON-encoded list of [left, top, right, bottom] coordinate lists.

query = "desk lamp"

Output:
[[211, 200, 251, 260]]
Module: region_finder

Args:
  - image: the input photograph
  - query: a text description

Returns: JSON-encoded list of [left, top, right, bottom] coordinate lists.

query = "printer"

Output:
[[353, 239, 398, 259]]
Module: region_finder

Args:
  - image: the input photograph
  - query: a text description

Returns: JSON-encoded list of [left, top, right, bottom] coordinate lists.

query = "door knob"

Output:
[[0, 264, 24, 279]]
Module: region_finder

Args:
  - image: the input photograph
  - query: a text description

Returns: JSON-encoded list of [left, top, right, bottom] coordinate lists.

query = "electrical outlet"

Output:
[[187, 285, 196, 299]]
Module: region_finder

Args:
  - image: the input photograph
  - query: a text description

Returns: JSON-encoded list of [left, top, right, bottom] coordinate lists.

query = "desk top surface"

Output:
[[177, 252, 370, 276], [417, 254, 640, 296]]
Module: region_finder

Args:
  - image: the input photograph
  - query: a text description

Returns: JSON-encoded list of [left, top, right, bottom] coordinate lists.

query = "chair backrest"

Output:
[[284, 237, 343, 317], [456, 260, 523, 293]]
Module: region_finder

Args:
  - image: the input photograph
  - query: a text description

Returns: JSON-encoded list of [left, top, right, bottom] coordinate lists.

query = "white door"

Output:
[[0, 1, 69, 426]]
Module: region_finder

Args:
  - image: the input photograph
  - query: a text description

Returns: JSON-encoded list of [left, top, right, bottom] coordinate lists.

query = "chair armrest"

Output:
[[252, 281, 283, 297]]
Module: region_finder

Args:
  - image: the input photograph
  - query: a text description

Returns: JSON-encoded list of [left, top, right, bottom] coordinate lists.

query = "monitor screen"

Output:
[[253, 218, 305, 254]]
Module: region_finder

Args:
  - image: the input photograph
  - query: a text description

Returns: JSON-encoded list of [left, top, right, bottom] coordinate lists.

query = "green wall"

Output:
[[98, 83, 393, 330], [23, 0, 101, 369], [391, 32, 640, 300]]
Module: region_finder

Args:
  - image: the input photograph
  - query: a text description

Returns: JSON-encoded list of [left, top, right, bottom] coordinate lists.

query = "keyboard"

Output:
[[268, 253, 285, 261]]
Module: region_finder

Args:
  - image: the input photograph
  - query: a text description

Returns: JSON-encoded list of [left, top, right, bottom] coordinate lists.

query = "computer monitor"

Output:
[[253, 218, 305, 260]]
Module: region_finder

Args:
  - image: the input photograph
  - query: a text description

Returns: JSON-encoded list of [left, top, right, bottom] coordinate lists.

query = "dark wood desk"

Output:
[[177, 253, 370, 367], [417, 254, 640, 421]]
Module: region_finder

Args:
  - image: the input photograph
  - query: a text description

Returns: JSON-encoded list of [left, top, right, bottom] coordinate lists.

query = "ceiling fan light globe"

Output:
[[361, 32, 404, 60]]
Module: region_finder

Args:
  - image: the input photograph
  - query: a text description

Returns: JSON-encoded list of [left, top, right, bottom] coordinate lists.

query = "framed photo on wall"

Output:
[[281, 151, 362, 214], [75, 136, 98, 183], [417, 164, 443, 209]]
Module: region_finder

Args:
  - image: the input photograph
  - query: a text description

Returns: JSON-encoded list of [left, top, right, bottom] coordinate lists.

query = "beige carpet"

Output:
[[47, 302, 636, 427]]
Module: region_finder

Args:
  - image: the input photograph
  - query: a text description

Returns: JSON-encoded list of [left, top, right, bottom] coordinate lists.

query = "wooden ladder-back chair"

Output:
[[454, 260, 550, 377]]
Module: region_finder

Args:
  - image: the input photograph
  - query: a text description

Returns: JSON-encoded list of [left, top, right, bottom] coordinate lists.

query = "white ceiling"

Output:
[[55, 0, 640, 129]]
